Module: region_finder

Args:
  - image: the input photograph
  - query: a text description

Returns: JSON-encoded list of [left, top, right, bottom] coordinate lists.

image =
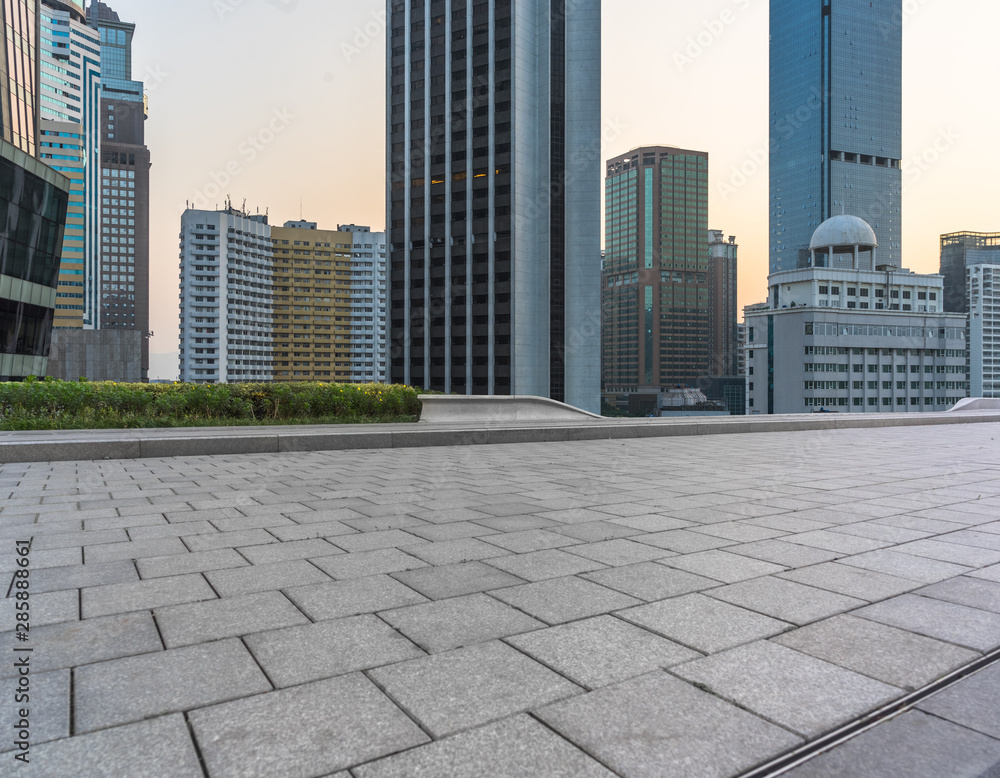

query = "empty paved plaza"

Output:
[[3, 423, 1000, 777]]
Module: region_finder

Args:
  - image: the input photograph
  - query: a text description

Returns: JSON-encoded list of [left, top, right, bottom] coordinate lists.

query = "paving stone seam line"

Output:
[[181, 710, 212, 778], [734, 642, 1000, 778], [525, 710, 631, 778], [359, 667, 438, 743]]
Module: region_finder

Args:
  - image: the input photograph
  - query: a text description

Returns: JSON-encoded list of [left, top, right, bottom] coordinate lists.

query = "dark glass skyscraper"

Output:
[[770, 0, 902, 273], [89, 2, 151, 380], [387, 0, 601, 412]]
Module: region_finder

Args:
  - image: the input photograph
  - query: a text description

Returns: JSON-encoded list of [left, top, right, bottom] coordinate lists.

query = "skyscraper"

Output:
[[602, 146, 710, 397], [89, 2, 150, 379], [940, 232, 1000, 313], [178, 207, 273, 384], [387, 0, 601, 411], [708, 230, 738, 377], [0, 0, 73, 382], [769, 0, 902, 273], [0, 0, 40, 156], [38, 0, 101, 332]]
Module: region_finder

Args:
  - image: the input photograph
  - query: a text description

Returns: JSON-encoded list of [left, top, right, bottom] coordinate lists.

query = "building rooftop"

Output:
[[810, 215, 878, 250], [3, 422, 1000, 776]]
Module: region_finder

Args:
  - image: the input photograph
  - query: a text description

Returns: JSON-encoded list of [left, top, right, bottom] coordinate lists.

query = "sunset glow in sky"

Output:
[[121, 0, 999, 379]]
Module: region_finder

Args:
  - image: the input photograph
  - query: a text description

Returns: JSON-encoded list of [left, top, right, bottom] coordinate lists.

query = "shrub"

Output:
[[0, 380, 422, 430]]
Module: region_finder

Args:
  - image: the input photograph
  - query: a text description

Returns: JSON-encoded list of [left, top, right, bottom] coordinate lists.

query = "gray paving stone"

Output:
[[0, 589, 77, 631], [856, 594, 1000, 651], [915, 576, 1000, 614], [32, 528, 127, 550], [783, 710, 1000, 778], [582, 561, 719, 601], [190, 673, 429, 777], [938, 530, 1000, 552], [917, 664, 1000, 740], [485, 548, 607, 581], [566, 538, 677, 565], [136, 548, 249, 579], [507, 615, 700, 689], [127, 520, 216, 540], [406, 521, 498, 541], [74, 638, 271, 732], [25, 714, 204, 778], [673, 640, 901, 737], [286, 574, 428, 620], [778, 561, 921, 601], [619, 593, 791, 653], [155, 590, 310, 648], [774, 614, 978, 690], [971, 563, 1000, 583], [403, 537, 509, 566], [635, 528, 738, 554], [352, 713, 616, 778], [0, 669, 69, 752], [787, 529, 892, 554], [183, 528, 276, 551], [392, 561, 525, 600], [268, 519, 359, 541], [82, 573, 216, 618], [232, 537, 341, 565], [481, 528, 582, 553], [551, 520, 640, 542], [332, 529, 425, 553], [606, 514, 694, 532], [310, 546, 428, 579], [897, 538, 1000, 567], [369, 640, 580, 737], [83, 536, 188, 564], [381, 593, 544, 653], [472, 514, 559, 532], [490, 575, 640, 625], [0, 612, 160, 678], [747, 514, 834, 533], [30, 560, 139, 593], [0, 546, 80, 572], [537, 671, 801, 778], [246, 614, 424, 686], [728, 539, 843, 568], [840, 549, 971, 583], [708, 576, 866, 625], [829, 522, 932, 544], [204, 558, 330, 596], [662, 549, 787, 583]]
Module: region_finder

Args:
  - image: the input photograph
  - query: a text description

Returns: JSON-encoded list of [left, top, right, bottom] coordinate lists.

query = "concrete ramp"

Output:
[[418, 395, 603, 424], [949, 398, 1000, 412]]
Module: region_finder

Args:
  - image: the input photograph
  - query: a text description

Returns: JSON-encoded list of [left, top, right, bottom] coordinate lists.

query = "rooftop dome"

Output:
[[809, 215, 878, 250]]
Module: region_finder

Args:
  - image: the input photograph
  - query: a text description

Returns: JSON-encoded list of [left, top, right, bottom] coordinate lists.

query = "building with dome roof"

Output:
[[744, 217, 969, 415]]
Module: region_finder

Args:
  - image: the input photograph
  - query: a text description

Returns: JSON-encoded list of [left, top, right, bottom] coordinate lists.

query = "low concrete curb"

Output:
[[1, 411, 999, 464]]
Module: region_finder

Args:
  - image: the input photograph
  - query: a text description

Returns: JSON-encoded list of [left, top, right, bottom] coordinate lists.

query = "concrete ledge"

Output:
[[418, 394, 603, 424], [1, 411, 999, 464], [949, 398, 1000, 412]]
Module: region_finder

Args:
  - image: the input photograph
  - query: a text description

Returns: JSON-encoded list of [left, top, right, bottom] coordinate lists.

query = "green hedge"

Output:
[[0, 379, 422, 430]]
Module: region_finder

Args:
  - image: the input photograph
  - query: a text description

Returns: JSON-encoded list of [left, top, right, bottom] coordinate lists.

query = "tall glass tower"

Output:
[[387, 0, 602, 412], [770, 0, 902, 273]]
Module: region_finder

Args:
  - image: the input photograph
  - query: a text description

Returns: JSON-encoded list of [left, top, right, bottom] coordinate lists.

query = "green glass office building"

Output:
[[602, 146, 710, 394]]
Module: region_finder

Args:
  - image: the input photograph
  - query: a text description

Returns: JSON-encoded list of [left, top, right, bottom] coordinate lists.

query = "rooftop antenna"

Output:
[[300, 196, 303, 220]]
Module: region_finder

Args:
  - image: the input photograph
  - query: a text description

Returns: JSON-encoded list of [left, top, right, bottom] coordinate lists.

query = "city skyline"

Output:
[[113, 0, 999, 380]]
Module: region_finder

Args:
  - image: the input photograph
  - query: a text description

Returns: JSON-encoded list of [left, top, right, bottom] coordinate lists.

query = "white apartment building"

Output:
[[339, 225, 387, 384], [178, 207, 273, 383], [970, 264, 1000, 398], [746, 216, 969, 414]]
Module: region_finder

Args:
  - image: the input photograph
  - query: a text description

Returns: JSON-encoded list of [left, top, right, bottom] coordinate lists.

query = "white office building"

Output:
[[178, 207, 273, 383], [970, 264, 1000, 398], [746, 216, 969, 414]]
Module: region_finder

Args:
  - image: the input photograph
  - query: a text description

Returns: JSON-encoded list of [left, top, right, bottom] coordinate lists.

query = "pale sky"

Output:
[[120, 0, 1000, 380]]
